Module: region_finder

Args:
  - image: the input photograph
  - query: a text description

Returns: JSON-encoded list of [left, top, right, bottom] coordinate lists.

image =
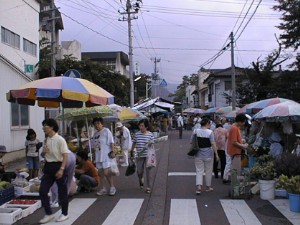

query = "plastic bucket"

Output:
[[259, 179, 275, 200], [288, 193, 300, 212]]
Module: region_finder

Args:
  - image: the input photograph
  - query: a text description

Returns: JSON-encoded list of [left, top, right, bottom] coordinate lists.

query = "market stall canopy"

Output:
[[7, 76, 114, 108], [55, 105, 115, 121], [253, 100, 300, 122], [245, 97, 289, 114], [132, 97, 178, 112], [183, 108, 205, 114]]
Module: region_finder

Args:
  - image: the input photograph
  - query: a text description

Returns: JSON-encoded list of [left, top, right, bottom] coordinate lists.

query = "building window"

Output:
[[102, 60, 116, 70], [23, 38, 37, 56], [209, 83, 214, 94], [225, 81, 232, 91], [1, 26, 20, 49], [11, 103, 29, 127]]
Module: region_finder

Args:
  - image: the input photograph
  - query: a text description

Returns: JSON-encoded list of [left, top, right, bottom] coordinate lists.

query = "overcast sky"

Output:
[[55, 0, 291, 86]]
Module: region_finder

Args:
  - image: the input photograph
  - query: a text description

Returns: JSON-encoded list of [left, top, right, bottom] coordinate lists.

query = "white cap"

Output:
[[116, 122, 123, 128], [245, 114, 252, 125]]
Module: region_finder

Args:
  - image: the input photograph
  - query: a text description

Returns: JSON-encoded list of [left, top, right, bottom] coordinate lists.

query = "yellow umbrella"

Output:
[[118, 107, 145, 121]]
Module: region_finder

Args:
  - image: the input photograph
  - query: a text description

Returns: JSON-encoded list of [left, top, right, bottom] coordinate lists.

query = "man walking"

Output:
[[177, 113, 184, 139], [116, 122, 132, 167], [226, 114, 249, 178], [39, 119, 69, 223]]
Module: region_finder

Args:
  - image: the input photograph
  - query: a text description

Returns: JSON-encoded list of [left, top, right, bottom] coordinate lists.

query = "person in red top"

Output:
[[227, 114, 249, 177], [75, 151, 99, 192]]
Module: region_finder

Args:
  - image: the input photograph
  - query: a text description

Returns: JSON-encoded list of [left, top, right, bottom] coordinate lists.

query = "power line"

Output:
[[235, 0, 263, 41], [231, 0, 249, 32], [60, 12, 128, 46], [234, 0, 255, 35], [140, 10, 157, 56]]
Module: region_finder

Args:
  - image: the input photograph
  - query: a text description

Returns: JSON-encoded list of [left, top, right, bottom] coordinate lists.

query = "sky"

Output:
[[55, 0, 292, 88]]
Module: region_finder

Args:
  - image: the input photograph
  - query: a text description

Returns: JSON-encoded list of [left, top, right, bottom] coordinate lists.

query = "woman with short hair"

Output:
[[131, 119, 155, 194], [192, 117, 219, 195]]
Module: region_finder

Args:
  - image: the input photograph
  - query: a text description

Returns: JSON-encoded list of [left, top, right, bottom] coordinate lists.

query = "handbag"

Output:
[[146, 145, 157, 167], [125, 159, 136, 176], [187, 133, 199, 156], [110, 158, 120, 176]]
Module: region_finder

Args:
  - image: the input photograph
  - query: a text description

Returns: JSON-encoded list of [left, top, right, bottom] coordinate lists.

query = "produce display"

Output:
[[8, 200, 37, 205], [0, 181, 12, 190]]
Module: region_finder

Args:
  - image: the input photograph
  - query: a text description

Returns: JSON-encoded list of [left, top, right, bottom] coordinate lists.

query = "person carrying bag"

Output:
[[191, 118, 219, 195]]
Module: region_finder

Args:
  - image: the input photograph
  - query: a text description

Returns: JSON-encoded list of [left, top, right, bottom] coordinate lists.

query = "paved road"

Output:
[[10, 129, 300, 225]]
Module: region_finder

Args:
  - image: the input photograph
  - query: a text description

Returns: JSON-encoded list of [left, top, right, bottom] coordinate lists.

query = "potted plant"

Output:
[[250, 154, 276, 200], [278, 175, 300, 212], [274, 152, 300, 198]]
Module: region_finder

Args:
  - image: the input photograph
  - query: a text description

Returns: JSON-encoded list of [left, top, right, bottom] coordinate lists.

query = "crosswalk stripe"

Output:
[[102, 198, 144, 225], [47, 198, 96, 225], [270, 199, 300, 225], [168, 172, 196, 176], [220, 199, 262, 225], [169, 199, 201, 225]]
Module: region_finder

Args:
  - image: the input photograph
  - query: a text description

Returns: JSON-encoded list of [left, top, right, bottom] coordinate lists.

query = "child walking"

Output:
[[25, 129, 40, 179]]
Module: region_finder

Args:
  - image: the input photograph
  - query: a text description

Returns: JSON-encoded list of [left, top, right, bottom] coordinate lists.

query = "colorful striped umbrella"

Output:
[[118, 107, 145, 121], [253, 100, 300, 122], [7, 76, 114, 108], [204, 107, 220, 114], [245, 98, 289, 114], [216, 106, 240, 114], [183, 108, 205, 114]]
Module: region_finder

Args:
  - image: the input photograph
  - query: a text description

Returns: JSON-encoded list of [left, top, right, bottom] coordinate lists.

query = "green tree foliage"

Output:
[[170, 75, 191, 103], [273, 0, 300, 50], [133, 73, 151, 101], [236, 41, 291, 105]]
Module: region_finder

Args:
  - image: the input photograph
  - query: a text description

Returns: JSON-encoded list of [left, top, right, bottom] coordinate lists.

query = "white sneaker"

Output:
[[109, 187, 116, 196], [50, 202, 59, 208], [96, 188, 107, 196], [39, 214, 55, 224], [56, 214, 69, 222]]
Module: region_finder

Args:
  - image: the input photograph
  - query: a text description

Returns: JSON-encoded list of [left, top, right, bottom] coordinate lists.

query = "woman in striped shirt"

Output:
[[131, 119, 154, 194]]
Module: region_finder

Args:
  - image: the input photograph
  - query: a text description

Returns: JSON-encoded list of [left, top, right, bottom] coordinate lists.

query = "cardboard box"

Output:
[[0, 208, 23, 225], [5, 200, 41, 218]]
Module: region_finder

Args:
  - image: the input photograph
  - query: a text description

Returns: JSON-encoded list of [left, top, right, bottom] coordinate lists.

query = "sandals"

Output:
[[146, 188, 151, 194], [206, 187, 214, 192], [139, 179, 144, 189]]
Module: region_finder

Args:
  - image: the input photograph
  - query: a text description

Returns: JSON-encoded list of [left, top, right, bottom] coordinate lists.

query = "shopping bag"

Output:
[[110, 158, 120, 176], [125, 159, 136, 176], [146, 145, 157, 167], [187, 134, 199, 156]]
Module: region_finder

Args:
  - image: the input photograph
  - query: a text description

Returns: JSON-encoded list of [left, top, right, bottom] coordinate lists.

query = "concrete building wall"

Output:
[[0, 0, 40, 80], [58, 40, 81, 60], [0, 1, 44, 163]]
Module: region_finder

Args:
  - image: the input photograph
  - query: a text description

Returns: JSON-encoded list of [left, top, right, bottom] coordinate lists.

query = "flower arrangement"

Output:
[[278, 175, 300, 194], [250, 154, 275, 180]]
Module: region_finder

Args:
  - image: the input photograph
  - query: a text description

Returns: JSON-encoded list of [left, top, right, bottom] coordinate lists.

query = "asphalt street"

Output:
[[8, 129, 298, 225]]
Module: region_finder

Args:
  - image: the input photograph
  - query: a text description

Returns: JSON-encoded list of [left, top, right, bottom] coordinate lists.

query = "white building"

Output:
[[203, 67, 244, 108], [58, 41, 81, 61], [0, 0, 44, 162], [185, 85, 196, 108]]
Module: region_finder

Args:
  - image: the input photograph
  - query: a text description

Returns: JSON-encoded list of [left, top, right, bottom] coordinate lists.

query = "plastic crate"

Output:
[[0, 186, 14, 206]]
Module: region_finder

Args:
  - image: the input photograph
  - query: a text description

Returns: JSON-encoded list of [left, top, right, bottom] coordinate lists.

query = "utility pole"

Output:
[[151, 57, 160, 98], [230, 32, 236, 110], [50, 0, 56, 77], [119, 0, 142, 107]]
